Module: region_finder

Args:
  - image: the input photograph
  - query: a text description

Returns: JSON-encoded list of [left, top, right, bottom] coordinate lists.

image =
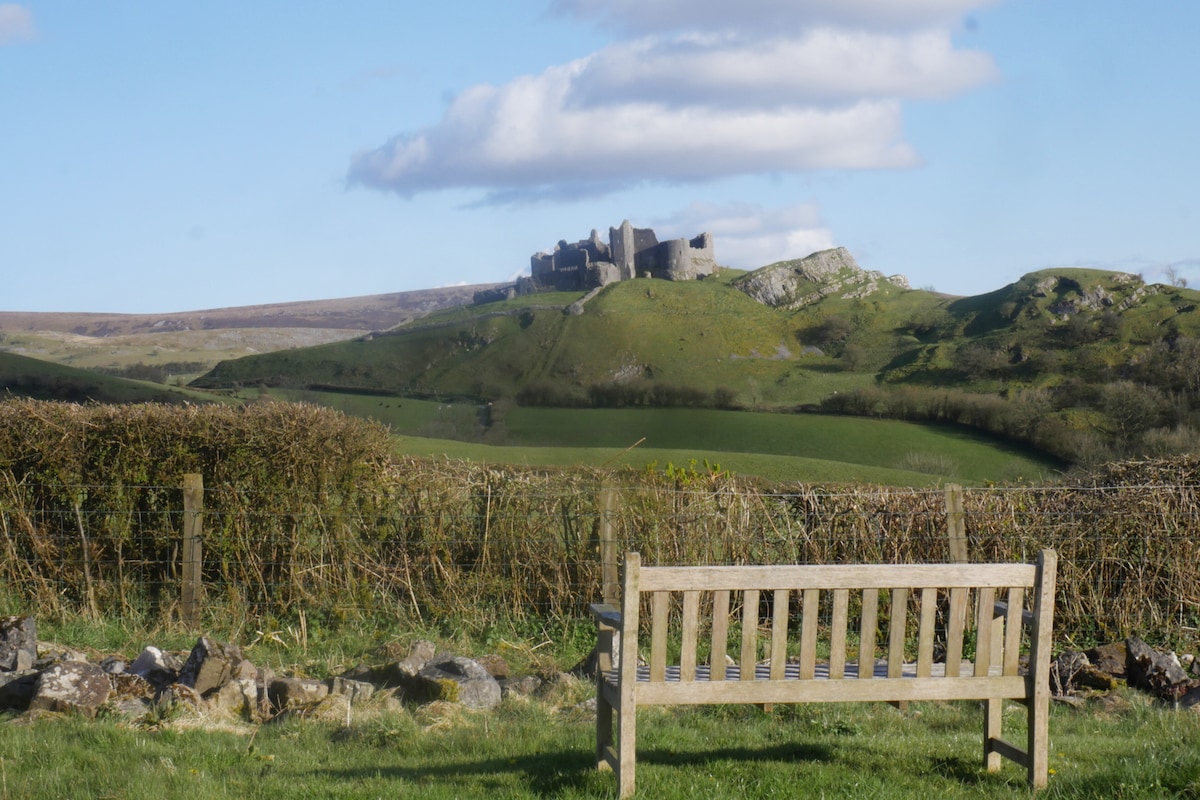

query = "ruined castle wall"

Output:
[[631, 227, 661, 276], [501, 221, 717, 305], [688, 232, 718, 277], [531, 253, 555, 279], [609, 221, 637, 280], [656, 239, 693, 280]]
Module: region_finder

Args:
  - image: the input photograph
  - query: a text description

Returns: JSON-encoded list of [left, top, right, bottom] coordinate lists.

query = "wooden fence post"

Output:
[[945, 483, 969, 563], [599, 486, 619, 605], [182, 473, 204, 628]]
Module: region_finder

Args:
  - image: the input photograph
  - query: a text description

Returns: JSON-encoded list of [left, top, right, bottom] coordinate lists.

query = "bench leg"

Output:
[[983, 698, 1003, 772], [1028, 690, 1050, 788], [596, 674, 614, 770], [617, 701, 637, 798]]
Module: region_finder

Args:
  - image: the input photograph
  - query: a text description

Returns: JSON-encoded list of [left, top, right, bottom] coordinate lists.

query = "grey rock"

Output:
[[1127, 635, 1191, 699], [499, 675, 543, 699], [368, 639, 439, 687], [100, 657, 126, 675], [30, 661, 111, 717], [129, 646, 183, 688], [212, 678, 260, 721], [268, 677, 329, 711], [417, 656, 501, 710], [178, 637, 243, 696], [0, 669, 39, 710], [326, 676, 375, 705], [0, 616, 37, 672]]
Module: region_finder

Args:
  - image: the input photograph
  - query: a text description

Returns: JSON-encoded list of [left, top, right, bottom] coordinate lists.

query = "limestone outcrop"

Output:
[[733, 247, 910, 310]]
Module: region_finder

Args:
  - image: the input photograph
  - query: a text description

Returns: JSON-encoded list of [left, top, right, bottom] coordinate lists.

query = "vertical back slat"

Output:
[[680, 590, 700, 681], [800, 588, 819, 680], [1003, 587, 1025, 676], [945, 587, 968, 677], [975, 587, 996, 677], [711, 590, 730, 681], [829, 588, 849, 679], [741, 589, 759, 681], [989, 591, 1005, 672], [916, 587, 937, 678], [858, 588, 879, 680], [771, 589, 789, 680], [888, 588, 907, 678], [650, 591, 670, 682]]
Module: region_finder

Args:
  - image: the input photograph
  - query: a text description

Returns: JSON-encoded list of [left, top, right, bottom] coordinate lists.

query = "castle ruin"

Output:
[[474, 220, 718, 304]]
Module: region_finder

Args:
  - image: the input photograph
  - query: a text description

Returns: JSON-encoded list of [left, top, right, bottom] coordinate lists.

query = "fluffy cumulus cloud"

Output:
[[0, 3, 34, 44], [349, 0, 998, 202], [654, 202, 836, 269]]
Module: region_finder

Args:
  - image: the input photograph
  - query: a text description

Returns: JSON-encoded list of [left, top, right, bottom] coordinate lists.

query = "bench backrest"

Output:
[[617, 551, 1056, 692]]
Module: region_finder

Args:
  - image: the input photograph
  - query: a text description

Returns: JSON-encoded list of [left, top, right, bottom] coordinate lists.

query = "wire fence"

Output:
[[2, 471, 1199, 650]]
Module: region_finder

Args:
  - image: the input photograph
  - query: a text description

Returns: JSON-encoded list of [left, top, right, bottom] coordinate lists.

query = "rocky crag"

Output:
[[733, 247, 911, 309]]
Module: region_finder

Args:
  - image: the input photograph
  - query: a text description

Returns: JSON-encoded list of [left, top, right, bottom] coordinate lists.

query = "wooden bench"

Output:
[[590, 550, 1057, 797]]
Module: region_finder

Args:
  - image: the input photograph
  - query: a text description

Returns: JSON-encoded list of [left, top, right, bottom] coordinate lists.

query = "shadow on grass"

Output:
[[316, 743, 833, 797], [639, 742, 833, 768], [319, 750, 595, 797]]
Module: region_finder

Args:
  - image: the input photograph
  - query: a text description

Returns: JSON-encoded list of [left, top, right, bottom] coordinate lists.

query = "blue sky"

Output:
[[1, 0, 1196, 313]]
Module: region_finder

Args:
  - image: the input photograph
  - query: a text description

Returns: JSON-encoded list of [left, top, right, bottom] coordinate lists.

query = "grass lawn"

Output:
[[2, 691, 1197, 798]]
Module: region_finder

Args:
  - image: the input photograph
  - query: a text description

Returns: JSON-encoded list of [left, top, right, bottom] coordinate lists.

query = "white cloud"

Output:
[[0, 3, 33, 44], [349, 0, 998, 202], [654, 202, 836, 269], [572, 29, 997, 108], [549, 0, 998, 35]]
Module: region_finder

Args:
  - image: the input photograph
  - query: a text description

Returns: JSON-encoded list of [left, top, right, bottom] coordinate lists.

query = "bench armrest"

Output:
[[589, 603, 623, 630], [993, 599, 1035, 627]]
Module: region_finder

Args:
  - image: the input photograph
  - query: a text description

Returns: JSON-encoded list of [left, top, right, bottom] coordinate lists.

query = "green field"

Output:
[[265, 390, 1061, 485]]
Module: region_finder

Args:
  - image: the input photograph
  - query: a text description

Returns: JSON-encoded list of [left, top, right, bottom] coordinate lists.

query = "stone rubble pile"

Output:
[[0, 615, 569, 723], [1052, 635, 1200, 709]]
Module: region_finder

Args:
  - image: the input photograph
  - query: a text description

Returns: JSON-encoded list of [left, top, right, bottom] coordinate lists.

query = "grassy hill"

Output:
[[0, 351, 210, 404], [191, 258, 1200, 469], [192, 274, 885, 406]]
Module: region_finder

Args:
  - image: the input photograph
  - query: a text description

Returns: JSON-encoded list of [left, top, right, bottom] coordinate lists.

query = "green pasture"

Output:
[[271, 390, 1060, 485]]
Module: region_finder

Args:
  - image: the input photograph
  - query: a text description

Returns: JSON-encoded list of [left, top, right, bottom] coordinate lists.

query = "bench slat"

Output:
[[1003, 587, 1026, 676], [975, 587, 996, 677], [635, 674, 1029, 706], [771, 589, 789, 681], [680, 590, 700, 681], [888, 588, 906, 678], [858, 588, 879, 680], [800, 588, 819, 680], [710, 590, 729, 681], [638, 562, 1037, 592], [917, 587, 937, 678], [741, 589, 759, 681], [829, 589, 849, 679], [650, 591, 669, 682], [945, 587, 968, 678]]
